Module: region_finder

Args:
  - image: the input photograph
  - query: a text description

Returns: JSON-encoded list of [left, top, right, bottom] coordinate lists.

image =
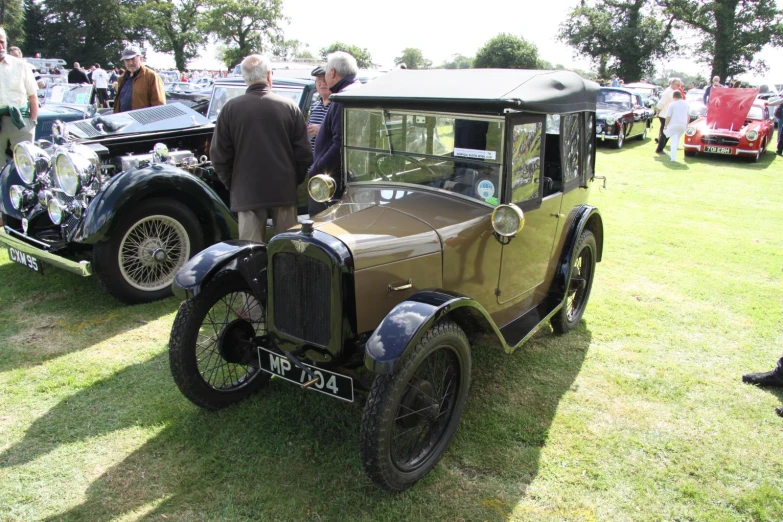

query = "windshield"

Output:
[[686, 90, 705, 102], [44, 83, 93, 105], [747, 106, 763, 120], [344, 109, 504, 205], [206, 84, 305, 121], [598, 90, 632, 110]]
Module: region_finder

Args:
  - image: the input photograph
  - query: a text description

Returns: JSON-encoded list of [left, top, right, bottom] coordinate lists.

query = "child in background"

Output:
[[663, 90, 689, 162]]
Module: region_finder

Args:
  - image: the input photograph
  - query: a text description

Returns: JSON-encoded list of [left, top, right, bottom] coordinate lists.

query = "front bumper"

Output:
[[0, 227, 92, 276], [683, 144, 758, 156]]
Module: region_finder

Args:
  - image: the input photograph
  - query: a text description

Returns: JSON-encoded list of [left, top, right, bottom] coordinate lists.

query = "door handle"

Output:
[[550, 213, 565, 219], [389, 279, 413, 292]]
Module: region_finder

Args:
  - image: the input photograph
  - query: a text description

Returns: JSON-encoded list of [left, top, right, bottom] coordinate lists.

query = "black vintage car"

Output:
[[168, 69, 604, 492], [0, 77, 316, 303], [595, 87, 654, 148]]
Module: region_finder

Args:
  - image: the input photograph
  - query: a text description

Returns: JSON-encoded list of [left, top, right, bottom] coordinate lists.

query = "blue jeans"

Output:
[[777, 117, 783, 154]]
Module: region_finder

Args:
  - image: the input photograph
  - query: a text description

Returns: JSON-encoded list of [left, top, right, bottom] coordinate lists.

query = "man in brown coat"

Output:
[[113, 46, 166, 113], [210, 54, 312, 241]]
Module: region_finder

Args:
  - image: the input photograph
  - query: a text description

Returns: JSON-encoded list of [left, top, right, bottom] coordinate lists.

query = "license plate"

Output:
[[258, 346, 354, 402], [7, 247, 43, 274], [704, 145, 733, 154]]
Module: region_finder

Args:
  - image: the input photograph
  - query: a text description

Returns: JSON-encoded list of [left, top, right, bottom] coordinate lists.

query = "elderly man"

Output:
[[67, 62, 89, 84], [655, 77, 683, 154], [113, 46, 165, 113], [211, 54, 312, 241], [0, 27, 38, 169], [307, 65, 332, 150], [307, 51, 361, 215]]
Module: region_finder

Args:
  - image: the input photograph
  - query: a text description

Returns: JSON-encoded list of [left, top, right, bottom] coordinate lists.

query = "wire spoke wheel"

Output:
[[551, 229, 597, 334], [119, 215, 190, 292], [361, 320, 471, 492], [170, 271, 270, 410]]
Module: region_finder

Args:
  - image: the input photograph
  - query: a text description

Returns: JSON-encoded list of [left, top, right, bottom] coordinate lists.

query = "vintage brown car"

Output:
[[168, 69, 605, 492]]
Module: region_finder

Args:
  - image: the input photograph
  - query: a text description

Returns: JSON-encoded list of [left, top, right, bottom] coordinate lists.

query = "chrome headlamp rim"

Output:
[[605, 116, 616, 125], [491, 203, 525, 238], [53, 146, 97, 197], [745, 129, 759, 142], [685, 126, 697, 137], [10, 185, 25, 210], [308, 174, 336, 203], [47, 198, 66, 225], [13, 141, 50, 185]]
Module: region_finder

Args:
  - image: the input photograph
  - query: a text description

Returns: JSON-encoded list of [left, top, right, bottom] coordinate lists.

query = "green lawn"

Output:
[[2, 123, 783, 521]]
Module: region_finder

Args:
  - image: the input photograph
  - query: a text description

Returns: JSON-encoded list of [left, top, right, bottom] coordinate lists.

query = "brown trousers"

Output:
[[237, 206, 296, 242]]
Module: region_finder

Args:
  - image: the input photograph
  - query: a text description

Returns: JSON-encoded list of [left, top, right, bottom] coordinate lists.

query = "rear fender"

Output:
[[172, 240, 267, 300], [364, 290, 506, 374], [551, 205, 603, 300]]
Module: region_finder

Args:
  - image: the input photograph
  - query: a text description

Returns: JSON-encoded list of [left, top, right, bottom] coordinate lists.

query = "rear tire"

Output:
[[551, 230, 597, 334]]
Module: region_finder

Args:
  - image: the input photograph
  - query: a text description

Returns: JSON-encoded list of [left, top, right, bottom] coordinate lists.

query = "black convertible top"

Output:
[[332, 69, 599, 114]]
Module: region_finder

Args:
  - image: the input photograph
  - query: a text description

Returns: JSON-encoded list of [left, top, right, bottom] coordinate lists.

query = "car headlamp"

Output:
[[53, 145, 99, 197], [685, 126, 696, 137], [13, 142, 50, 185], [605, 117, 616, 125], [47, 198, 66, 225], [746, 129, 758, 141], [491, 204, 525, 237], [10, 185, 34, 210], [308, 174, 336, 203], [38, 189, 53, 207]]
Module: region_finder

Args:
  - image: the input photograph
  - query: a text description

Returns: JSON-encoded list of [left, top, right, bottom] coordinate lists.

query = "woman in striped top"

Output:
[[307, 66, 332, 150]]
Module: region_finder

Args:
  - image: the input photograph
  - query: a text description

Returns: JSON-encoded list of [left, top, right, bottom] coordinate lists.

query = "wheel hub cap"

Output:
[[398, 380, 439, 429], [217, 319, 256, 365]]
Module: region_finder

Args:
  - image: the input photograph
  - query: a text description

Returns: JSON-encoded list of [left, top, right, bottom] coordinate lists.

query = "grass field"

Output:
[[2, 123, 783, 521]]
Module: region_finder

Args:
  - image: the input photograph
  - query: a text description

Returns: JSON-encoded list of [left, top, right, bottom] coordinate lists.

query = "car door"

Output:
[[497, 114, 561, 305]]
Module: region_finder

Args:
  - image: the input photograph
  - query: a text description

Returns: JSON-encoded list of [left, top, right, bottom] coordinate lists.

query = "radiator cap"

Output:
[[300, 220, 314, 236]]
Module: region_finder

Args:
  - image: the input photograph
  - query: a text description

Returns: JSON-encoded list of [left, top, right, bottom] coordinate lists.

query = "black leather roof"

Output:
[[332, 69, 599, 114]]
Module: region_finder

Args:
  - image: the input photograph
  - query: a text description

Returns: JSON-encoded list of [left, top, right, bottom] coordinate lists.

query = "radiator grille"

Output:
[[128, 105, 186, 125], [701, 135, 739, 146], [273, 252, 331, 346], [72, 120, 101, 137]]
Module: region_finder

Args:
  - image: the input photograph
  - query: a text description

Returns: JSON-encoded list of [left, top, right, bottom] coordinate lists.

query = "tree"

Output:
[[205, 0, 285, 68], [473, 33, 543, 69], [36, 0, 146, 66], [271, 38, 305, 61], [440, 54, 473, 69], [319, 42, 373, 68], [0, 0, 25, 45], [560, 0, 676, 82], [22, 0, 44, 54], [394, 47, 431, 69], [659, 0, 783, 79], [141, 0, 208, 72]]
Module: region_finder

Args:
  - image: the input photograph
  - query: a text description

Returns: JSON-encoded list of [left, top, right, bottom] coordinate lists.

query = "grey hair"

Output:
[[241, 54, 271, 85], [669, 77, 682, 86], [0, 27, 6, 40], [326, 51, 359, 78]]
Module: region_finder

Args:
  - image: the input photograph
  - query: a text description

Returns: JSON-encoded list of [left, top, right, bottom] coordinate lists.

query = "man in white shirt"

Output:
[[7, 46, 45, 89], [663, 91, 689, 161], [655, 77, 683, 154], [91, 63, 109, 108], [0, 27, 38, 168]]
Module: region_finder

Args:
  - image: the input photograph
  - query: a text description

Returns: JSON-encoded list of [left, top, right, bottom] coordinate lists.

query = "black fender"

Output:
[[551, 205, 603, 301], [71, 163, 237, 244], [364, 290, 507, 374], [0, 161, 25, 219], [172, 240, 267, 301]]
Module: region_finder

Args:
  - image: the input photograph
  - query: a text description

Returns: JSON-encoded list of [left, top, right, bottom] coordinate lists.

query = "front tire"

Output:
[[169, 271, 269, 410], [93, 198, 203, 303], [614, 127, 625, 149], [638, 125, 648, 140], [551, 230, 597, 334], [360, 320, 471, 492]]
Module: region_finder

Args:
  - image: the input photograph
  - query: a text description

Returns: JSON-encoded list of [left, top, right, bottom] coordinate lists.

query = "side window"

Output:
[[562, 113, 581, 187], [584, 112, 595, 182], [510, 121, 543, 204]]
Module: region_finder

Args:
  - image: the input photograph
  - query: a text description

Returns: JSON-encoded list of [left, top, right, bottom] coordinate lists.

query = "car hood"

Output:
[[39, 104, 92, 117], [706, 87, 759, 130], [596, 107, 625, 120], [63, 102, 210, 139], [312, 185, 490, 270]]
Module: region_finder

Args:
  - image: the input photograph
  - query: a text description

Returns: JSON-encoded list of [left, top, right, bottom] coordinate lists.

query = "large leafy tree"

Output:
[[36, 0, 146, 66], [473, 33, 542, 69], [0, 0, 25, 45], [319, 42, 373, 68], [140, 0, 207, 72], [658, 0, 783, 79], [205, 0, 285, 68], [22, 0, 44, 54], [394, 48, 431, 69], [560, 0, 676, 81]]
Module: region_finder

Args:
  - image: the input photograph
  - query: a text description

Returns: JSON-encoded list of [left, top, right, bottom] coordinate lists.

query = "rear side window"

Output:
[[510, 121, 543, 204], [562, 113, 581, 185]]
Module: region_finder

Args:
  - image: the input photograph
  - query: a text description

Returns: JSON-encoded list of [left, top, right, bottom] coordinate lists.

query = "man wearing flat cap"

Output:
[[307, 65, 331, 151], [113, 45, 165, 113]]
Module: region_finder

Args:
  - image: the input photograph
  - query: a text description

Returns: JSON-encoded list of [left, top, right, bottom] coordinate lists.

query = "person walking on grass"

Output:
[[663, 90, 689, 162]]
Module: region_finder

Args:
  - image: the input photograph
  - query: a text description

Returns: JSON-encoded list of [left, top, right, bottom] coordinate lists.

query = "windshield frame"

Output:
[[206, 83, 306, 121], [343, 108, 507, 207]]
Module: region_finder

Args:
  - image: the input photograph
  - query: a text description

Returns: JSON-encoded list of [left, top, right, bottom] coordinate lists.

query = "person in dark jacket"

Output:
[[307, 51, 361, 215], [210, 54, 312, 241], [67, 62, 89, 84]]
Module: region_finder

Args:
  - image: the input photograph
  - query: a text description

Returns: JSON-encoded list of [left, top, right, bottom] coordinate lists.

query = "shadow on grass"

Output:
[[596, 134, 651, 154], [4, 323, 592, 520]]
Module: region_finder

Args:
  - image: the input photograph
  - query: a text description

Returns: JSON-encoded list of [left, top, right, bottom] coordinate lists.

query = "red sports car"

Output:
[[683, 87, 774, 162]]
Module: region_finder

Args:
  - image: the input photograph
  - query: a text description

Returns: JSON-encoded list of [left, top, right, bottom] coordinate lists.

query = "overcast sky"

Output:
[[147, 0, 782, 83]]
